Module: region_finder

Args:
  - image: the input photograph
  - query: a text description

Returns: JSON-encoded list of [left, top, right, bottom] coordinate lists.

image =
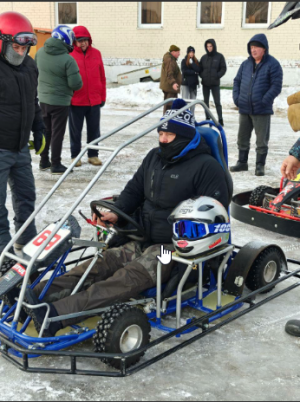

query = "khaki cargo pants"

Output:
[[33, 241, 174, 327]]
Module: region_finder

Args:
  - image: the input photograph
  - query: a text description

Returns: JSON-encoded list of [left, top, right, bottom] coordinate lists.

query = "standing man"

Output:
[[35, 25, 82, 175], [0, 11, 45, 260], [199, 39, 226, 126], [160, 45, 182, 114], [231, 34, 283, 176], [69, 26, 106, 167]]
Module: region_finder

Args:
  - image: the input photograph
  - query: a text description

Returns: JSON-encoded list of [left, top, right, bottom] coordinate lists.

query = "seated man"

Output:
[[25, 98, 229, 337]]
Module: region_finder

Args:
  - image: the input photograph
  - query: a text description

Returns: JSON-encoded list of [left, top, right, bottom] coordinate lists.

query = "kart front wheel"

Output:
[[249, 185, 277, 207], [93, 304, 151, 369], [246, 247, 284, 293]]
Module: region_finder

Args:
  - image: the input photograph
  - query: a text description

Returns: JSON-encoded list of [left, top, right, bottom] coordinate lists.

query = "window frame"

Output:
[[55, 2, 78, 28], [196, 2, 225, 29], [138, 2, 164, 29], [242, 2, 272, 29]]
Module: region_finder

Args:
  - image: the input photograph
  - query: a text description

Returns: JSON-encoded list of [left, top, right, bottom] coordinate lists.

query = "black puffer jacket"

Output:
[[199, 39, 227, 87], [181, 56, 200, 90], [115, 139, 229, 245], [0, 55, 44, 152]]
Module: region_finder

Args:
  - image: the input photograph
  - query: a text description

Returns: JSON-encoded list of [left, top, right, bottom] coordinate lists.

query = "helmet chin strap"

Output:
[[4, 42, 27, 66]]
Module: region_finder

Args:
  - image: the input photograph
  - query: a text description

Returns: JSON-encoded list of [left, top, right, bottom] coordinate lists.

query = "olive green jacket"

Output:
[[159, 52, 182, 93], [35, 37, 83, 106]]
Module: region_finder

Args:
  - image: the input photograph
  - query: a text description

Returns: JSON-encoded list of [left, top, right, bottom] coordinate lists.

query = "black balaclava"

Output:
[[159, 135, 191, 162]]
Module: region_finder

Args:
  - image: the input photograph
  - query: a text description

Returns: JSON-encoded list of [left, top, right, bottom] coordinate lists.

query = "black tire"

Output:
[[249, 185, 277, 207], [93, 304, 151, 369], [0, 259, 16, 278], [246, 247, 284, 293]]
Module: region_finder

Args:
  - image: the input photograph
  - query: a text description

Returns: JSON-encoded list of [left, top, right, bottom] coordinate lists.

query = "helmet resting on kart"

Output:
[[51, 24, 75, 53], [168, 196, 230, 257], [0, 11, 37, 66]]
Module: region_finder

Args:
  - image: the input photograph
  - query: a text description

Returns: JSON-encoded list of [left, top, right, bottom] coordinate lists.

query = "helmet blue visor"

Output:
[[174, 220, 230, 239]]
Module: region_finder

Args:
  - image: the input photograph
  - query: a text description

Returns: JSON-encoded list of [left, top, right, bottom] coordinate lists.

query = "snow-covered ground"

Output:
[[2, 82, 300, 401]]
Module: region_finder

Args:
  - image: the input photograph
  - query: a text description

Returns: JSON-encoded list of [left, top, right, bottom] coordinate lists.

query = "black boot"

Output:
[[3, 287, 28, 324], [219, 118, 224, 127], [51, 163, 73, 175], [230, 150, 249, 172], [25, 288, 62, 337], [285, 320, 300, 337], [39, 159, 51, 171], [255, 153, 267, 176]]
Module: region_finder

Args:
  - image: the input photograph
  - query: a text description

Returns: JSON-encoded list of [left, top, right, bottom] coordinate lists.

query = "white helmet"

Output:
[[168, 196, 230, 257]]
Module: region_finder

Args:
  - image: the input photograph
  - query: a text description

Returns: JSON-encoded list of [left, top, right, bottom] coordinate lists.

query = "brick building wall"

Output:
[[1, 2, 300, 85]]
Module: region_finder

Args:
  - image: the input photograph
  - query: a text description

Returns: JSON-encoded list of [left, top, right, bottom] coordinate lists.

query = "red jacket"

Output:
[[71, 26, 106, 106]]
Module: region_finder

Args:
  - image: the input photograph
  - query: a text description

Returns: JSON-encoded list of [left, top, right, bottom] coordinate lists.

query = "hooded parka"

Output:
[[233, 34, 283, 115], [71, 26, 106, 106], [199, 39, 227, 87], [35, 37, 82, 106]]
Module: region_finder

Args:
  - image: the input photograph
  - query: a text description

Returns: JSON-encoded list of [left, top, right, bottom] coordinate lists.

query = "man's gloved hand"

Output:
[[29, 131, 46, 155], [100, 101, 106, 108]]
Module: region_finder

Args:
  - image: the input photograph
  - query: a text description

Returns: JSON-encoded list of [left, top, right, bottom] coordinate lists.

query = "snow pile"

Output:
[[107, 82, 299, 115]]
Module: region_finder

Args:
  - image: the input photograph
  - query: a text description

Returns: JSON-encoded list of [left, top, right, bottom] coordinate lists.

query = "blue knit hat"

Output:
[[158, 99, 196, 139]]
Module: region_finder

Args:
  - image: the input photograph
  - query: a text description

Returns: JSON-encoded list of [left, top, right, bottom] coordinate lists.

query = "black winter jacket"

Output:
[[115, 139, 229, 245], [199, 39, 227, 87], [0, 55, 44, 152], [181, 56, 200, 90]]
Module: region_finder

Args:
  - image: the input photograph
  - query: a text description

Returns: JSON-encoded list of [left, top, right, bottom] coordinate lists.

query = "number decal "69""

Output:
[[32, 230, 61, 251]]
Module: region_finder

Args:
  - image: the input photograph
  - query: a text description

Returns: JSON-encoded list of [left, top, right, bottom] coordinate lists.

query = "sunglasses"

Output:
[[173, 220, 230, 239], [0, 31, 38, 46]]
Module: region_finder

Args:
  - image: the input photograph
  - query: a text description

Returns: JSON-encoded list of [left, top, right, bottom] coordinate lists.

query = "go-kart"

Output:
[[231, 172, 300, 238], [0, 99, 299, 378]]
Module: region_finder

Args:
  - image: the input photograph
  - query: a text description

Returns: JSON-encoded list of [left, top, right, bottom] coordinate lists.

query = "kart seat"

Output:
[[196, 125, 233, 203]]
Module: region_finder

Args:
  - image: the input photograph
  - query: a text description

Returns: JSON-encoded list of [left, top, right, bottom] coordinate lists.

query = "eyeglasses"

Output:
[[173, 220, 230, 239], [0, 31, 38, 46]]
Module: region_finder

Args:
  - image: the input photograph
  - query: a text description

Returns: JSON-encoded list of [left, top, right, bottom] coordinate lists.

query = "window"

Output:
[[55, 2, 77, 26], [242, 2, 271, 28], [138, 2, 163, 29], [197, 2, 224, 29]]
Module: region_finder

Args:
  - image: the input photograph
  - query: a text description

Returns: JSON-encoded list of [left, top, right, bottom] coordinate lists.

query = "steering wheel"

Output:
[[90, 200, 147, 242]]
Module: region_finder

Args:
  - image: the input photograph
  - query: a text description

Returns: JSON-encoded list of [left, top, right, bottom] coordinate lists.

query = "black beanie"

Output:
[[187, 46, 195, 54], [249, 41, 265, 49]]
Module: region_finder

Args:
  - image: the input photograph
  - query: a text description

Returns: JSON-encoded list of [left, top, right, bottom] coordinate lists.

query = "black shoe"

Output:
[[230, 161, 248, 172], [285, 320, 300, 337], [39, 160, 51, 171], [50, 164, 73, 175], [24, 288, 62, 337], [219, 119, 224, 127], [255, 164, 265, 176], [3, 287, 27, 324]]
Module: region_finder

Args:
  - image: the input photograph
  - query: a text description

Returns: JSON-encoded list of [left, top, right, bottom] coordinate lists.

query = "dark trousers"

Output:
[[202, 85, 223, 121], [0, 146, 37, 253], [237, 114, 271, 156], [163, 91, 178, 114], [69, 105, 101, 158], [33, 241, 174, 327], [40, 103, 70, 166]]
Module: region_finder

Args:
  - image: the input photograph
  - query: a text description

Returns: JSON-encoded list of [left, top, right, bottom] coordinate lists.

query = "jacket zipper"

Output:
[[150, 170, 155, 198]]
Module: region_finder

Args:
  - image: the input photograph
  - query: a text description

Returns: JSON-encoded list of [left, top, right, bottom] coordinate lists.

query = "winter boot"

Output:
[[285, 320, 300, 337], [230, 150, 249, 172], [88, 157, 102, 166], [24, 288, 62, 337], [3, 287, 27, 324], [39, 159, 51, 171], [51, 163, 73, 175], [72, 158, 82, 167], [255, 153, 267, 176]]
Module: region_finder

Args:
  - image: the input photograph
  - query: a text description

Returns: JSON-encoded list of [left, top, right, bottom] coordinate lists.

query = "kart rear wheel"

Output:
[[93, 304, 151, 369], [246, 247, 283, 293], [249, 186, 277, 207]]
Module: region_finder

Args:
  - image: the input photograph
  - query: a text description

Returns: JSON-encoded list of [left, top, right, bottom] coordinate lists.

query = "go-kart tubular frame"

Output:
[[0, 99, 300, 377]]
